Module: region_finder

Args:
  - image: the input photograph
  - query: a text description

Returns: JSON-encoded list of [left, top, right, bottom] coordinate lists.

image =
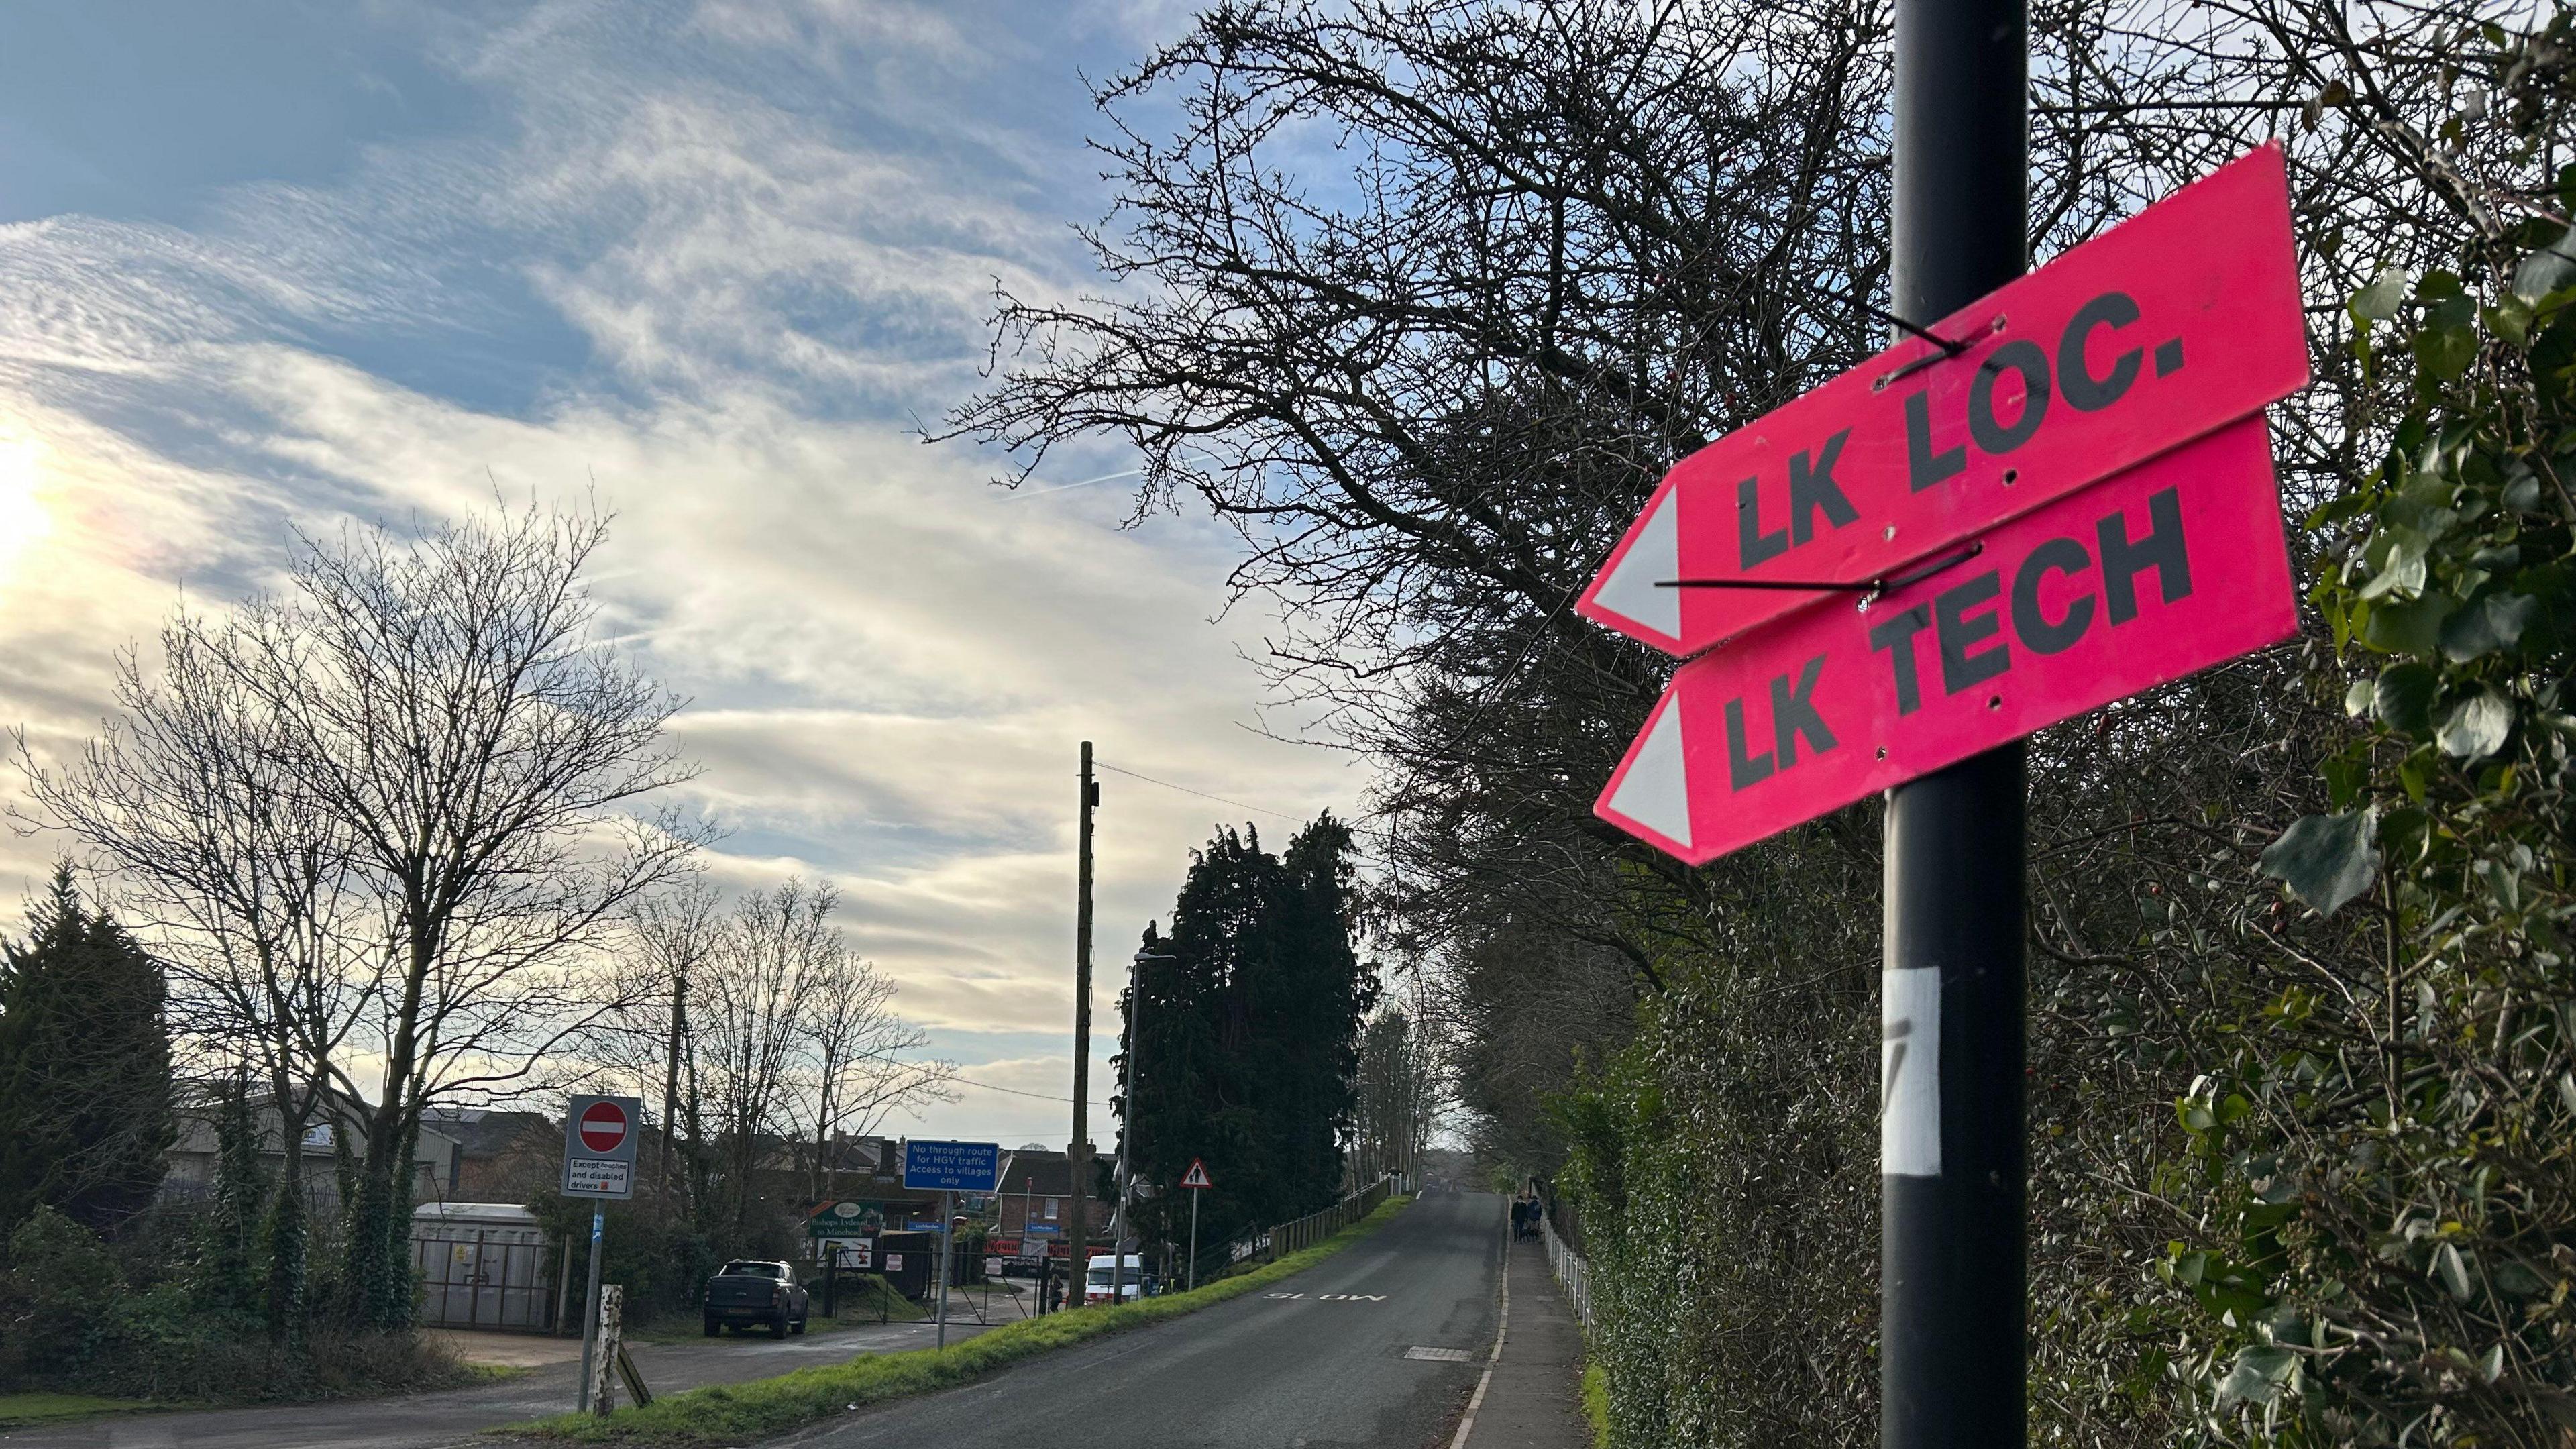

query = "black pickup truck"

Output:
[[702, 1259, 810, 1337]]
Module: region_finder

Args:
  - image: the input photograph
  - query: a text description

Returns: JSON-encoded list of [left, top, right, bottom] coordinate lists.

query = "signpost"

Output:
[[1576, 144, 2306, 663], [1595, 421, 2296, 862], [1178, 1158, 1212, 1291], [561, 1094, 639, 1414], [902, 1140, 1000, 1350], [1574, 117, 2311, 1446]]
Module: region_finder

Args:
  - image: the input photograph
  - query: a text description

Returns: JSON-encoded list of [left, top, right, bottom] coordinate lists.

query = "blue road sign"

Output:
[[900, 1138, 1001, 1193]]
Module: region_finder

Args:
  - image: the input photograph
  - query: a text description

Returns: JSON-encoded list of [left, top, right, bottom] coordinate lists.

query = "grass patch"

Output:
[[1581, 1360, 1611, 1448], [503, 1196, 1412, 1446], [0, 1392, 156, 1427]]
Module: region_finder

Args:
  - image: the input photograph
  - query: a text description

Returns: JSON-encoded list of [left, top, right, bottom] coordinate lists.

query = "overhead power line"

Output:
[[1093, 758, 1394, 870], [1093, 759, 1307, 822], [948, 1072, 1108, 1103]]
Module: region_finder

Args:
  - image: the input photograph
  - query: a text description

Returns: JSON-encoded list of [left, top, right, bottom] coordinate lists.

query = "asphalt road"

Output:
[[0, 1314, 993, 1449], [780, 1189, 1503, 1449], [2, 1193, 1501, 1449]]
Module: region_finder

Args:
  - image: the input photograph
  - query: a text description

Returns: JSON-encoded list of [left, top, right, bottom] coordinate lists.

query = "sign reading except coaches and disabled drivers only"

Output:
[[561, 1094, 641, 1200], [1576, 143, 2308, 660], [1595, 419, 2295, 864], [900, 1139, 1002, 1194]]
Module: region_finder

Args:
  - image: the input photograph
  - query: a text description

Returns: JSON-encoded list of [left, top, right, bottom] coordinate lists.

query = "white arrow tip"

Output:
[[1591, 487, 1681, 639], [1609, 694, 1691, 848]]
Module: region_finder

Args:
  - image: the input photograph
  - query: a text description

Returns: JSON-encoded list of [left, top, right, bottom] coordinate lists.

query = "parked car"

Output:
[[703, 1258, 810, 1337], [1083, 1253, 1150, 1305]]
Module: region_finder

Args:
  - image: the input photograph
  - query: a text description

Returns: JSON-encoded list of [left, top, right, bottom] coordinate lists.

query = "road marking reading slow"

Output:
[[1263, 1291, 1387, 1301]]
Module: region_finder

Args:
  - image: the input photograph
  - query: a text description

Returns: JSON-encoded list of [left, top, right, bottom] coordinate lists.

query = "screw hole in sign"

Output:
[[1987, 696, 2002, 711], [2002, 468, 2019, 486]]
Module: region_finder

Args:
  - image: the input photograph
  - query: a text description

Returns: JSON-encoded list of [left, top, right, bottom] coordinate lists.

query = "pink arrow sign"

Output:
[[1594, 418, 2294, 865], [1577, 144, 2308, 659]]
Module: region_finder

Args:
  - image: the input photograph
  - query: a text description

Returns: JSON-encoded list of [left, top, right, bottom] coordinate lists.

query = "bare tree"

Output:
[[637, 880, 722, 1201], [694, 878, 844, 1235], [792, 951, 954, 1204], [1350, 1002, 1440, 1189], [222, 506, 708, 1328]]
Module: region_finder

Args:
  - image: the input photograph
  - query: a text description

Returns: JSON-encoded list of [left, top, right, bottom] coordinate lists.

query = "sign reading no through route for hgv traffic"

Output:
[[1594, 419, 2296, 865], [1576, 144, 2307, 659], [561, 1094, 641, 1199], [900, 1139, 1001, 1194]]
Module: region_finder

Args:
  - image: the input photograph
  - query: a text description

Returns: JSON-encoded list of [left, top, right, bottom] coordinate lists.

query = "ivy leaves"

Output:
[[2257, 810, 2380, 917], [2270, 185, 2576, 925]]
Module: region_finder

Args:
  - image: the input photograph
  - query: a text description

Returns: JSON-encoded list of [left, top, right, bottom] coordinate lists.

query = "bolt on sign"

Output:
[[562, 1095, 641, 1200], [1585, 146, 2312, 864], [1577, 144, 2308, 660]]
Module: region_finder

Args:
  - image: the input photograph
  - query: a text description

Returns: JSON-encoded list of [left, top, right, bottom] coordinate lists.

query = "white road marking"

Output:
[[1407, 1346, 1474, 1362], [1450, 1216, 1511, 1449]]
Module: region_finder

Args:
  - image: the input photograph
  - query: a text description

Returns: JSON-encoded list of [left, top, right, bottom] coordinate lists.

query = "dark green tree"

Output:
[[1120, 815, 1375, 1251], [0, 866, 176, 1234]]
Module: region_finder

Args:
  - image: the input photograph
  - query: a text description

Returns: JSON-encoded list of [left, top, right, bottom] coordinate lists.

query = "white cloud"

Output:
[[0, 1, 1366, 1144]]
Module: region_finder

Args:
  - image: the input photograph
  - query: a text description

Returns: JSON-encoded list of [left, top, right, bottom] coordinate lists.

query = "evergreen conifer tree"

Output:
[[0, 865, 176, 1233], [1123, 815, 1375, 1249]]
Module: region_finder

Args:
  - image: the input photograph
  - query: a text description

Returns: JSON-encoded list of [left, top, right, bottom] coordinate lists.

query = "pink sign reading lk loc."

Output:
[[1593, 419, 2295, 865], [1577, 143, 2308, 659]]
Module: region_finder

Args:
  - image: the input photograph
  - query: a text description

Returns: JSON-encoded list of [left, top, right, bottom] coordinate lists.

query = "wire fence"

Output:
[[1539, 1207, 1594, 1336], [1191, 1175, 1397, 1287]]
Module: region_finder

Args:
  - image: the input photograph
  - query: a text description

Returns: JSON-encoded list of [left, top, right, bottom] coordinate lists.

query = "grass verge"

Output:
[[1581, 1360, 1612, 1448], [502, 1196, 1412, 1446], [0, 1392, 157, 1427]]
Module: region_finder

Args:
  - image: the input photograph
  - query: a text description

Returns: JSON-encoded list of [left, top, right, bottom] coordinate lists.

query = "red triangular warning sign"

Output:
[[1179, 1158, 1213, 1189]]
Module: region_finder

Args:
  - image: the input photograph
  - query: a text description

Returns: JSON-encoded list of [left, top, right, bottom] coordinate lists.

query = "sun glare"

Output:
[[0, 433, 55, 582]]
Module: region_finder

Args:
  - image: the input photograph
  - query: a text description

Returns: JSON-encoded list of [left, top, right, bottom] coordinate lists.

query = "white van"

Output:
[[1084, 1253, 1147, 1305]]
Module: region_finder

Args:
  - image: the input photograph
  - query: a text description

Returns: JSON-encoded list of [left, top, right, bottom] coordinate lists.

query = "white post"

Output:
[[1187, 1190, 1199, 1292], [588, 1283, 623, 1416]]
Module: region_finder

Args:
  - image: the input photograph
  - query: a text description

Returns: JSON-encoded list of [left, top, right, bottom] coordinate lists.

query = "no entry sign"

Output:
[[1578, 144, 2306, 659], [578, 1101, 629, 1154], [1595, 419, 2294, 864], [562, 1093, 641, 1200]]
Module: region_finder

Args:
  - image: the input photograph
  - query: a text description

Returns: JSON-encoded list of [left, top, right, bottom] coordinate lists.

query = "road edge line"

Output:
[[1449, 1208, 1512, 1449]]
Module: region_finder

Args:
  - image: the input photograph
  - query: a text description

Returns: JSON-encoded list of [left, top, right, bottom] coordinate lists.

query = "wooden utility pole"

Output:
[[1068, 742, 1099, 1305], [657, 972, 685, 1195]]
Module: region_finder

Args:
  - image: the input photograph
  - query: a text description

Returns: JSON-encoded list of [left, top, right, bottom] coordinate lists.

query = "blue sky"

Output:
[[0, 0, 1371, 1147]]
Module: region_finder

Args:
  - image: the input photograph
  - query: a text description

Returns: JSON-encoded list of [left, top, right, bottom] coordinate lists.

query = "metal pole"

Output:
[[1187, 1190, 1199, 1292], [1110, 945, 1144, 1308], [1882, 11, 2029, 1436], [575, 1205, 604, 1412], [936, 1189, 953, 1349], [1069, 743, 1097, 1309]]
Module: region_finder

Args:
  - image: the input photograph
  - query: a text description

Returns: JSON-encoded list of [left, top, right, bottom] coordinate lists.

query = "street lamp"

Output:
[[1112, 945, 1177, 1304]]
